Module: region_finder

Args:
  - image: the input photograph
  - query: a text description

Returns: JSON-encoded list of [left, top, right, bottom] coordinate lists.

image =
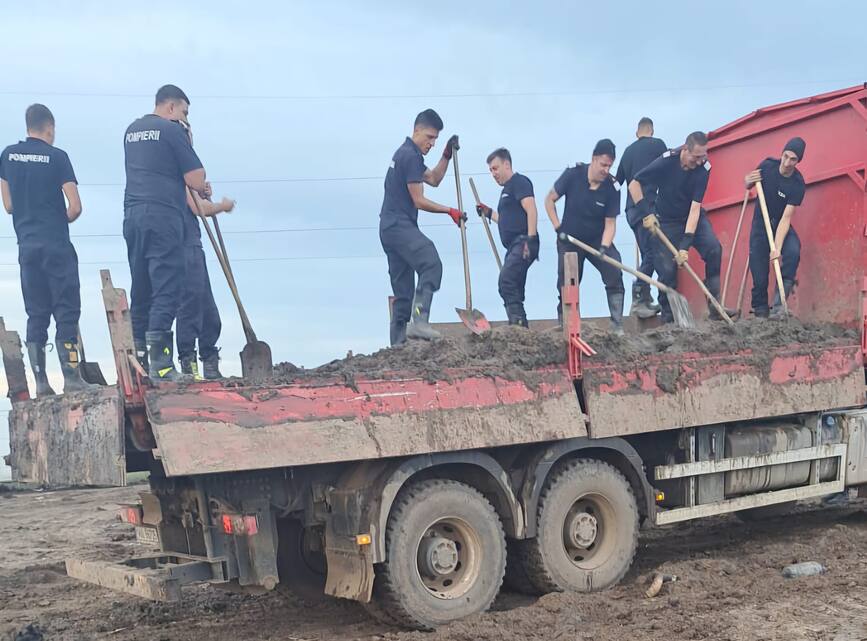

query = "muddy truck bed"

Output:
[[134, 321, 865, 477]]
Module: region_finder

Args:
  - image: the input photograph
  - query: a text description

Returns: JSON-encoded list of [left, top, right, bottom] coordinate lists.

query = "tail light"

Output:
[[220, 513, 259, 536], [119, 505, 143, 525]]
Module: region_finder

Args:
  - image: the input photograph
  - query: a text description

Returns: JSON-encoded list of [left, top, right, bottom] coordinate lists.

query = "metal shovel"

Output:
[[451, 148, 490, 334], [560, 234, 696, 329], [467, 177, 502, 271], [76, 330, 107, 385], [189, 190, 273, 381]]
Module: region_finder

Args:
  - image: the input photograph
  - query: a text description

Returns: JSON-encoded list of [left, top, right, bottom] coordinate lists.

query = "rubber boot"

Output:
[[506, 304, 529, 328], [201, 350, 223, 380], [180, 351, 202, 381], [630, 281, 659, 319], [607, 291, 625, 336], [145, 330, 186, 382], [770, 279, 795, 317], [705, 276, 738, 321], [134, 338, 149, 372], [26, 342, 55, 398], [55, 339, 98, 393], [389, 319, 407, 347], [406, 290, 441, 340]]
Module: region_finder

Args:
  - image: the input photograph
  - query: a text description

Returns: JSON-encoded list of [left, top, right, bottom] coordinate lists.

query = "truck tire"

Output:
[[368, 479, 506, 630], [276, 519, 328, 603], [521, 459, 638, 594], [504, 539, 544, 595]]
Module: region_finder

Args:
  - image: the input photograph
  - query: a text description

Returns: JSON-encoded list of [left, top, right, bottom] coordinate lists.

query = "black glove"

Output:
[[678, 232, 695, 251], [521, 235, 540, 262], [557, 231, 568, 243], [599, 244, 611, 257], [476, 203, 493, 219], [442, 135, 459, 159]]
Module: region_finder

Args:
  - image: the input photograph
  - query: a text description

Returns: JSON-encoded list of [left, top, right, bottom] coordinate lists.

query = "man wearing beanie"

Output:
[[545, 138, 625, 334], [629, 131, 727, 323], [745, 137, 806, 317]]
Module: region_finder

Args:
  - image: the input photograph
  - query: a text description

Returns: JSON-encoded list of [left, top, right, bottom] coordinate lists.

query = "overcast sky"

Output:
[[0, 1, 864, 472]]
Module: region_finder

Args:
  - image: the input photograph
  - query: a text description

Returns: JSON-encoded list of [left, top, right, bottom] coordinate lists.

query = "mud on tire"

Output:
[[367, 478, 506, 630]]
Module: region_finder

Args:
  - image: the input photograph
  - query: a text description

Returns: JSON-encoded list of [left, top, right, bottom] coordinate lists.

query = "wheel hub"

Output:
[[419, 535, 459, 577], [566, 511, 598, 548]]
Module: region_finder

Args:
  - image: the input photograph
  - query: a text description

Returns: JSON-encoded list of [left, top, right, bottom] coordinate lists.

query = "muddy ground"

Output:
[[2, 485, 867, 641]]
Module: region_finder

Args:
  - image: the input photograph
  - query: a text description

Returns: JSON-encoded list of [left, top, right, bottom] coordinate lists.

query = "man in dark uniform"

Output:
[[0, 104, 94, 396], [475, 148, 540, 327], [380, 109, 464, 346], [176, 119, 233, 379], [745, 137, 806, 317], [615, 117, 667, 318], [123, 84, 209, 380], [629, 131, 725, 323], [545, 139, 625, 334]]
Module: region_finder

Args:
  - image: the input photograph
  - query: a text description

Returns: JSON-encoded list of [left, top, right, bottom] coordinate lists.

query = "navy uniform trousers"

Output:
[[380, 218, 443, 325], [177, 245, 221, 360], [18, 241, 81, 344]]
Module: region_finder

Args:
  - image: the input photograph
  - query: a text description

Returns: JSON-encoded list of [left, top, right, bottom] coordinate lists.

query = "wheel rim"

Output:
[[415, 517, 481, 600], [560, 493, 616, 570]]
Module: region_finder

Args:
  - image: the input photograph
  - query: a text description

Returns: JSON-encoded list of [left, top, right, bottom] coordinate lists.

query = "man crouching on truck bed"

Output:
[[379, 109, 465, 346], [745, 137, 806, 318]]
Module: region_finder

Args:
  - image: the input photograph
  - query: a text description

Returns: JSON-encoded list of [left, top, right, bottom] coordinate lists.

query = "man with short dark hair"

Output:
[[745, 137, 806, 317], [475, 148, 539, 327], [380, 109, 464, 345], [615, 117, 667, 318], [629, 131, 726, 323], [1, 104, 94, 396], [545, 139, 625, 334], [123, 84, 209, 380]]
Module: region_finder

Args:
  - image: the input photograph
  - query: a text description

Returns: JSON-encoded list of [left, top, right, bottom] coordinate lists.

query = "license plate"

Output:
[[135, 526, 159, 547]]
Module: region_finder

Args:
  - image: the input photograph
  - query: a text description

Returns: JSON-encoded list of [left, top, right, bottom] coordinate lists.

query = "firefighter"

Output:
[[745, 137, 806, 317], [176, 119, 234, 379], [0, 104, 95, 396], [123, 84, 209, 381], [629, 131, 728, 323], [475, 148, 540, 327], [380, 109, 465, 346], [545, 139, 625, 334], [614, 117, 667, 318]]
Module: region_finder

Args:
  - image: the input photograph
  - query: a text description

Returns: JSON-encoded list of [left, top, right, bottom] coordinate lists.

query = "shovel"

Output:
[[451, 147, 490, 334], [755, 181, 789, 316], [649, 222, 735, 326], [467, 177, 503, 271], [76, 330, 107, 385], [560, 233, 696, 329], [189, 190, 273, 381]]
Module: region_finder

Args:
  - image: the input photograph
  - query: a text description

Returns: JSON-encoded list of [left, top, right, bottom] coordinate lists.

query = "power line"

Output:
[[0, 79, 856, 101]]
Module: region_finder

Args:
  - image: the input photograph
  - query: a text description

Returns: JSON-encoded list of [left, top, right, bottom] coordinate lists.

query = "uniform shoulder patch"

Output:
[[662, 149, 673, 158], [610, 177, 621, 191], [703, 160, 712, 171]]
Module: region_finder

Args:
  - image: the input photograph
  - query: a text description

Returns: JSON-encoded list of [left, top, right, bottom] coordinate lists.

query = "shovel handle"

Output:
[[468, 177, 503, 271], [721, 189, 750, 305], [755, 182, 789, 315], [453, 149, 473, 310], [651, 223, 735, 325]]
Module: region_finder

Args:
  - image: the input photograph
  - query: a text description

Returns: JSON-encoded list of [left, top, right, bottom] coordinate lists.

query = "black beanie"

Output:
[[593, 138, 616, 159], [783, 136, 806, 161]]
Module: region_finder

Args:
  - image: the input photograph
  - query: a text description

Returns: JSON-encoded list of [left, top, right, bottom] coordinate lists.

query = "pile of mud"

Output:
[[266, 318, 857, 386]]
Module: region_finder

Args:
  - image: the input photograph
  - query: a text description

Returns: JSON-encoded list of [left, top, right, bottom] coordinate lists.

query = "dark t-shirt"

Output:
[[754, 157, 805, 224], [634, 148, 710, 222], [0, 137, 76, 247], [553, 163, 620, 242], [380, 137, 427, 227], [123, 114, 203, 214], [615, 136, 667, 210], [496, 173, 534, 247]]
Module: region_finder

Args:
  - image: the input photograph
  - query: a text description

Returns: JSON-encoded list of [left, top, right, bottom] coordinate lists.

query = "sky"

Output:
[[0, 1, 864, 476]]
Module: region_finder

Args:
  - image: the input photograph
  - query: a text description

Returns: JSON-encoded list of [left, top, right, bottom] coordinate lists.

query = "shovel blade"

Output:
[[456, 307, 491, 335], [240, 341, 273, 382], [669, 292, 697, 329], [80, 362, 107, 386]]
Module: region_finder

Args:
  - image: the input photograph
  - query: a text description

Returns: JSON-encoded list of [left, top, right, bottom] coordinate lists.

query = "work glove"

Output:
[[442, 135, 459, 159], [447, 208, 467, 226], [557, 231, 568, 243], [476, 203, 493, 219], [521, 235, 540, 262], [675, 249, 689, 267], [642, 214, 658, 230], [744, 169, 762, 189]]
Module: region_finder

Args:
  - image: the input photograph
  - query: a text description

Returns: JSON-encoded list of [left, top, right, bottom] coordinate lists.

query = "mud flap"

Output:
[[324, 489, 375, 602]]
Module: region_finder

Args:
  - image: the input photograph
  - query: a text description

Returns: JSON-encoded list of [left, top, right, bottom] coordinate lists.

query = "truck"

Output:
[[3, 83, 867, 630]]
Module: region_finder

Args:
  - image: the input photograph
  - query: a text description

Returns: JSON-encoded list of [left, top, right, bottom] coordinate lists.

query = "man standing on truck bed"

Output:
[[380, 109, 465, 346], [545, 139, 625, 334], [629, 131, 726, 323], [615, 117, 667, 319], [0, 104, 95, 396], [475, 148, 539, 327], [745, 137, 806, 317], [123, 84, 209, 381]]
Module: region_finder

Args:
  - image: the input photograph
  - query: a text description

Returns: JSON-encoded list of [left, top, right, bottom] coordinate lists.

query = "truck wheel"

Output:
[[522, 459, 638, 594], [276, 519, 328, 603], [368, 479, 506, 630], [504, 539, 544, 595]]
